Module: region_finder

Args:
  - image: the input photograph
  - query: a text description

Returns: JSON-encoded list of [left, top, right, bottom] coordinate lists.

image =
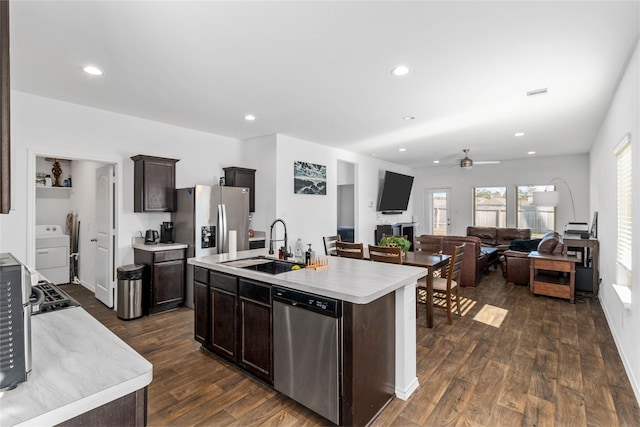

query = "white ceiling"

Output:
[[10, 1, 640, 168]]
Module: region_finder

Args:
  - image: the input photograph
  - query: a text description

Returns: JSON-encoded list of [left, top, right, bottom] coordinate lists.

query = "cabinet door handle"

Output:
[[90, 238, 97, 242]]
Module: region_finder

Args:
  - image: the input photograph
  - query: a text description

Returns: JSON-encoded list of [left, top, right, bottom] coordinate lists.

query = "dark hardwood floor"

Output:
[[60, 269, 640, 426]]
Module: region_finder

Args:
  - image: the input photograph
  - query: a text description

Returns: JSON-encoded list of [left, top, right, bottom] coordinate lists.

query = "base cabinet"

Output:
[[210, 285, 238, 360], [134, 249, 185, 315], [193, 270, 273, 383], [193, 280, 209, 344], [58, 388, 147, 427], [239, 279, 272, 382]]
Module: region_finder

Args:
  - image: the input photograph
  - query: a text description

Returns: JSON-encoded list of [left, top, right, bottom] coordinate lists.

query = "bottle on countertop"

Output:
[[305, 244, 315, 264], [295, 239, 304, 263]]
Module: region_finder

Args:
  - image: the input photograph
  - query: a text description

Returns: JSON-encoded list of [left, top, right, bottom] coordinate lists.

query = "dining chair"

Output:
[[417, 243, 465, 325], [323, 235, 341, 256], [336, 241, 364, 259], [368, 244, 403, 264], [414, 235, 443, 254]]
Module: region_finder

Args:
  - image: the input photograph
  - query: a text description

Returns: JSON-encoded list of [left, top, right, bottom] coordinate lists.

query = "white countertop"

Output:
[[132, 239, 188, 252], [0, 307, 153, 426], [188, 249, 427, 304]]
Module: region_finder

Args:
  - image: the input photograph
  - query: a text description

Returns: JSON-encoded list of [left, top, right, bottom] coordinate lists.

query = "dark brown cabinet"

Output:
[[131, 155, 179, 212], [193, 267, 210, 344], [224, 167, 256, 212], [239, 279, 272, 381], [210, 271, 238, 360], [134, 248, 185, 315], [193, 270, 273, 383]]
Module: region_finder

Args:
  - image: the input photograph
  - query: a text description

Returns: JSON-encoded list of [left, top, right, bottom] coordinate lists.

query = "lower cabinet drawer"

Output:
[[154, 249, 185, 263]]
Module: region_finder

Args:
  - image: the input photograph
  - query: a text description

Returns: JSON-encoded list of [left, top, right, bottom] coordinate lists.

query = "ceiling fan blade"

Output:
[[473, 161, 501, 165]]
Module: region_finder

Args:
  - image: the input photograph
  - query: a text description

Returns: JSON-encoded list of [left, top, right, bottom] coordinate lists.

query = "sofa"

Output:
[[466, 226, 531, 257], [501, 233, 563, 285], [414, 235, 487, 287]]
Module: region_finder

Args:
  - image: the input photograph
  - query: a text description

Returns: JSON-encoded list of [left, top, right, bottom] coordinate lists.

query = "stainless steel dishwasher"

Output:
[[272, 286, 341, 425]]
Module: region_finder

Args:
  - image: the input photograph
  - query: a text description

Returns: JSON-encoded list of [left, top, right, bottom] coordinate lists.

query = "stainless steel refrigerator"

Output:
[[172, 185, 250, 308]]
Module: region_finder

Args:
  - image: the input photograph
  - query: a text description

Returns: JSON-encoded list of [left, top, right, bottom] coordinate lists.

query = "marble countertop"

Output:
[[132, 237, 188, 252], [188, 249, 426, 304], [0, 307, 153, 426]]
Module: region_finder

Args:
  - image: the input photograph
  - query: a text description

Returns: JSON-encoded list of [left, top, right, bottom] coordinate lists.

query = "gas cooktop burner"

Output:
[[32, 281, 81, 315]]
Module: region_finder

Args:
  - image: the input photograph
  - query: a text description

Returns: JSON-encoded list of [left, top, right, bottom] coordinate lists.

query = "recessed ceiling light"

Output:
[[403, 116, 415, 121], [526, 87, 548, 97], [515, 132, 525, 137], [83, 65, 102, 76], [244, 114, 256, 121], [528, 151, 536, 155], [391, 65, 410, 76], [433, 160, 440, 164], [399, 148, 406, 152]]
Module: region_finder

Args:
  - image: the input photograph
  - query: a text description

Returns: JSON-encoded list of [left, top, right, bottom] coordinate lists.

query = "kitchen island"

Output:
[[0, 306, 152, 426], [188, 248, 426, 425]]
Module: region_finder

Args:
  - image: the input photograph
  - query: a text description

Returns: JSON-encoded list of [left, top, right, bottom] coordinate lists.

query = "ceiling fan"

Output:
[[458, 149, 500, 169]]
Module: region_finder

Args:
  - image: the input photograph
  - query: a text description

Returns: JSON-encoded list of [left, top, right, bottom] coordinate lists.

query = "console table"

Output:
[[562, 234, 599, 295], [529, 251, 579, 303]]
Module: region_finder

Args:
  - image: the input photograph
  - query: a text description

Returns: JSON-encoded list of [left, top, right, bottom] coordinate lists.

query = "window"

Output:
[[615, 134, 632, 285], [474, 187, 506, 227], [517, 185, 556, 237]]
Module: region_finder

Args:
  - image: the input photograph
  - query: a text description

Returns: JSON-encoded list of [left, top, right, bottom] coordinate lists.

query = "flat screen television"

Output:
[[377, 171, 414, 214]]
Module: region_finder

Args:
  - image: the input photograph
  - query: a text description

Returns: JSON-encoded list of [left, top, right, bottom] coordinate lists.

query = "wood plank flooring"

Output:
[[60, 269, 640, 426]]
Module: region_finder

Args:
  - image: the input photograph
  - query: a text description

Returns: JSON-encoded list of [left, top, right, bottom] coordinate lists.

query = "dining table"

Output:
[[402, 251, 451, 328]]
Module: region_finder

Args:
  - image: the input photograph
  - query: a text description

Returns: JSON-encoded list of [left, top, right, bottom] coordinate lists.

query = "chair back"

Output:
[[414, 235, 443, 254], [447, 244, 466, 286], [336, 241, 364, 259], [323, 235, 341, 256], [368, 244, 403, 264]]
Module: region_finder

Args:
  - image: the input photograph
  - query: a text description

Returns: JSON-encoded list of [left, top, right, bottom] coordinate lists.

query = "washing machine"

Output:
[[35, 225, 70, 285]]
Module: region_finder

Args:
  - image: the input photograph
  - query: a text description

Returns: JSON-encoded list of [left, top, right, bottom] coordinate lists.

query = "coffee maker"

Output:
[[160, 222, 174, 244]]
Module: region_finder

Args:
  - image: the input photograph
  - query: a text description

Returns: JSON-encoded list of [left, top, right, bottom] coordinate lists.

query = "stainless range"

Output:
[[31, 281, 81, 315]]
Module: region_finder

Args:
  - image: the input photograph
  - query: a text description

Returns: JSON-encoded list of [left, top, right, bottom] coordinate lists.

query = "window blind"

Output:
[[615, 134, 632, 274]]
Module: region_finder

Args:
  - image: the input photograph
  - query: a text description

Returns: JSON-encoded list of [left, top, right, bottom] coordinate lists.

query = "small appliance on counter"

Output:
[[160, 221, 174, 243], [144, 230, 159, 245]]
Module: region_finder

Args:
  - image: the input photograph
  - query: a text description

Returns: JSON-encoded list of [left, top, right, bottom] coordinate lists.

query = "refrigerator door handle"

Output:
[[221, 203, 229, 253], [217, 204, 224, 252]]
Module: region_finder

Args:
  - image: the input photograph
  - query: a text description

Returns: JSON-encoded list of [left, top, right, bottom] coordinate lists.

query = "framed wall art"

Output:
[[294, 161, 326, 195]]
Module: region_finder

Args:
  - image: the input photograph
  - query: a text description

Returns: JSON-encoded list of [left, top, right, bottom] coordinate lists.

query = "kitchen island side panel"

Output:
[[342, 292, 395, 427]]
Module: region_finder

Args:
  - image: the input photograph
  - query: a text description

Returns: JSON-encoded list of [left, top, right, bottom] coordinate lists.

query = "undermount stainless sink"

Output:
[[222, 256, 305, 275]]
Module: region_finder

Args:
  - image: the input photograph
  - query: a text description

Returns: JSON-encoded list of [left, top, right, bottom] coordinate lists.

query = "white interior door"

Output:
[[95, 164, 115, 307], [424, 188, 450, 235]]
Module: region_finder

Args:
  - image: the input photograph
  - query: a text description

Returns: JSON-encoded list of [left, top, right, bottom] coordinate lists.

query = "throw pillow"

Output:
[[537, 235, 559, 254]]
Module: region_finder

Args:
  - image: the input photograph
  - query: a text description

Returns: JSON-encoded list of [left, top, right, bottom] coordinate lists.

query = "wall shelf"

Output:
[[36, 186, 72, 198]]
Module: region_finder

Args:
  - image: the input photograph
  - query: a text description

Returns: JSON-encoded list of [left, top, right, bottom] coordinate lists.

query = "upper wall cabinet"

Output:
[[1, 1, 10, 214], [224, 167, 256, 212], [131, 155, 179, 212]]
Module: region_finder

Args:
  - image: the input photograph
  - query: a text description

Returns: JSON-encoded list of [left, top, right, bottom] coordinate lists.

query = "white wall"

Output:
[[242, 134, 277, 235], [590, 39, 640, 402], [274, 134, 415, 254], [2, 91, 242, 271], [412, 154, 590, 236]]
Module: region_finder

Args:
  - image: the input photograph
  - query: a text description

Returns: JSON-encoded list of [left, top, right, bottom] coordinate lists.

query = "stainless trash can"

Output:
[[117, 264, 144, 320]]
